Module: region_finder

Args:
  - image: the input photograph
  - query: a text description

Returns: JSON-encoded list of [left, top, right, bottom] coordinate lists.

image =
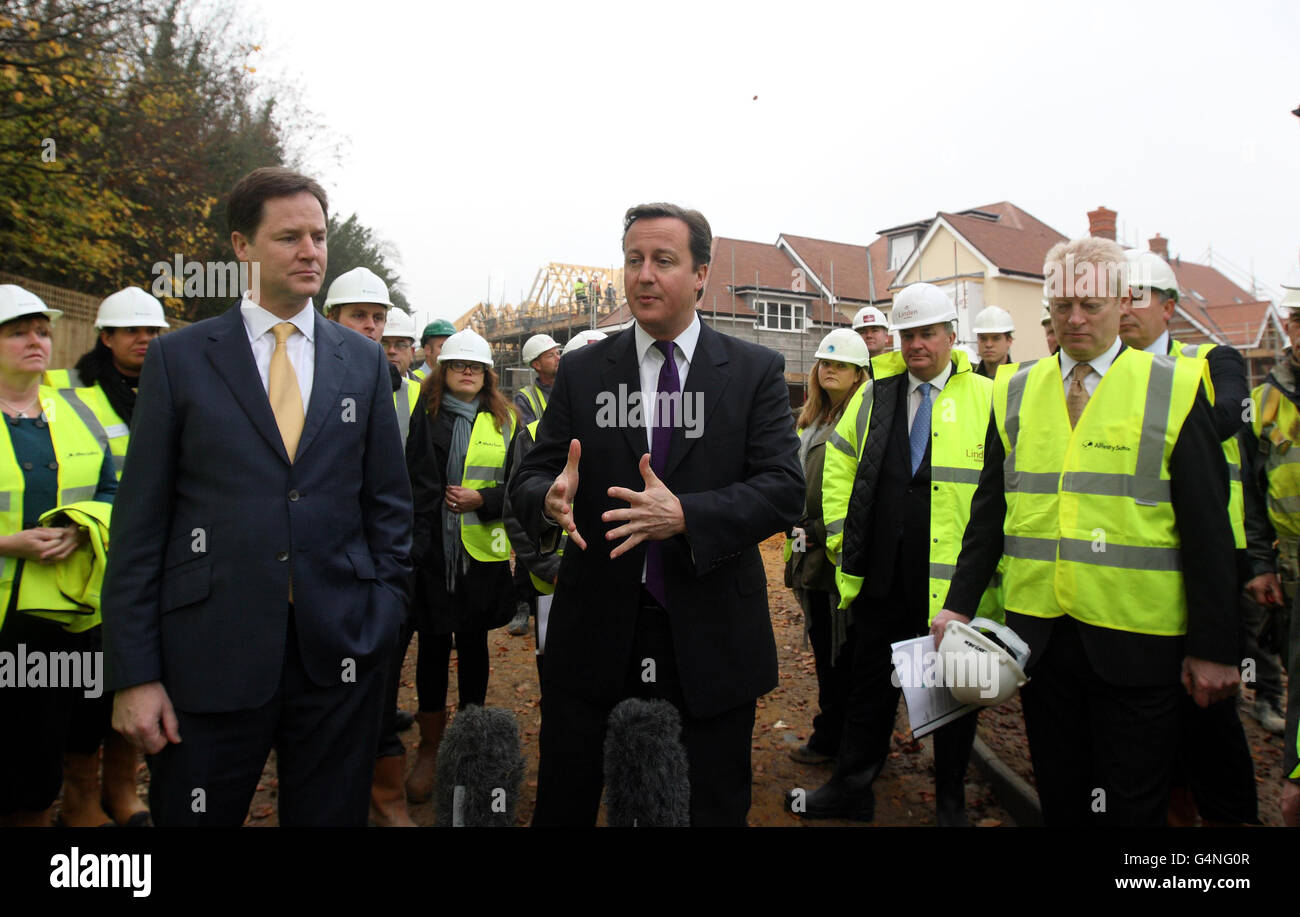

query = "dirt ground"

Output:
[[99, 535, 1288, 828]]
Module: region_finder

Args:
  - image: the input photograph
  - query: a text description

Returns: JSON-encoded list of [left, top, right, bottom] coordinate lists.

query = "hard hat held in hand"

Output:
[[522, 333, 560, 364], [889, 282, 957, 331], [972, 305, 1014, 334], [438, 329, 494, 367], [1124, 249, 1179, 301], [851, 305, 889, 330], [383, 308, 417, 341], [323, 267, 393, 310], [814, 328, 870, 367], [97, 287, 169, 329], [0, 284, 61, 324], [562, 330, 606, 357], [939, 617, 1030, 707]]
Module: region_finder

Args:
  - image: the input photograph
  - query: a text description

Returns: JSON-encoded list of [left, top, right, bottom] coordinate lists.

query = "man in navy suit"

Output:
[[510, 203, 804, 825], [102, 168, 412, 826]]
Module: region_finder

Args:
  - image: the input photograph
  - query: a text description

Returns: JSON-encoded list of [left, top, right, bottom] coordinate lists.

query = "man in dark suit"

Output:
[[509, 203, 803, 826], [102, 167, 412, 826], [941, 235, 1239, 826]]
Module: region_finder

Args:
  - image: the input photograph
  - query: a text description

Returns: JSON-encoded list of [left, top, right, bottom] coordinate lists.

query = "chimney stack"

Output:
[[1087, 206, 1117, 240], [1148, 233, 1169, 260]]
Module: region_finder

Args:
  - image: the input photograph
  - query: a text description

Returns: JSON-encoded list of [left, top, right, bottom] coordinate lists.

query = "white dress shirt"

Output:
[[1058, 335, 1122, 397], [635, 313, 699, 454], [1143, 330, 1170, 355], [241, 297, 316, 410], [906, 360, 954, 433]]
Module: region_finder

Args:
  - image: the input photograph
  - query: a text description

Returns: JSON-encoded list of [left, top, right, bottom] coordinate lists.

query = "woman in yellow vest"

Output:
[[784, 329, 870, 767], [403, 329, 517, 803], [0, 286, 118, 828]]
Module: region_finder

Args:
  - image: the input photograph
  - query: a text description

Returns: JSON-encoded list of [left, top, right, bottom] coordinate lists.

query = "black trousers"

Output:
[[532, 592, 757, 827], [801, 588, 852, 757], [417, 629, 489, 711], [376, 614, 412, 759], [1172, 693, 1258, 824], [147, 610, 389, 826], [1019, 616, 1181, 827]]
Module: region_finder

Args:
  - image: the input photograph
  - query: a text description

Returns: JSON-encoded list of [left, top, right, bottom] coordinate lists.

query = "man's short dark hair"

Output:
[[623, 203, 712, 272], [227, 167, 329, 239]]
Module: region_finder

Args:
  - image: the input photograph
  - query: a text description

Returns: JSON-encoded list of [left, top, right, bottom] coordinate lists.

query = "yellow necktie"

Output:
[[1067, 362, 1093, 429], [269, 322, 304, 461]]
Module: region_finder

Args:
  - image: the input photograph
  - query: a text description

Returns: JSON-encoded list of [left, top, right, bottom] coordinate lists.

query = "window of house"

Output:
[[889, 233, 918, 271], [754, 300, 806, 331]]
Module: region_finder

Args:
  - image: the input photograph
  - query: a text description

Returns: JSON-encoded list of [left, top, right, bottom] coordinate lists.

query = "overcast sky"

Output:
[[252, 0, 1298, 331]]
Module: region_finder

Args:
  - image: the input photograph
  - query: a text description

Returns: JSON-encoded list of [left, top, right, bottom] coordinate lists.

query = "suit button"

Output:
[[47, 462, 57, 470], [288, 490, 300, 502], [276, 551, 289, 562], [21, 462, 32, 470]]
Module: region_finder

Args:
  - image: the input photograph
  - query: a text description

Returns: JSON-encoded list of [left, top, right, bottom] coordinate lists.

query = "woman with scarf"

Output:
[[784, 329, 871, 768], [403, 329, 518, 803]]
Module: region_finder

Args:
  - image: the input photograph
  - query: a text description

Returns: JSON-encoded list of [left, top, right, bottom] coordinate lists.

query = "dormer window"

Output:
[[889, 232, 918, 271]]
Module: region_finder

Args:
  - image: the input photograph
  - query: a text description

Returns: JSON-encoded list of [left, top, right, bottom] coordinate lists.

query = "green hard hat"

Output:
[[421, 319, 457, 340]]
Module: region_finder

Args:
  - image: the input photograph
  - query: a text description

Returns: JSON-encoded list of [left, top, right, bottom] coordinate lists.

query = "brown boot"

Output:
[[369, 755, 417, 827], [59, 751, 113, 827], [101, 732, 152, 827], [405, 709, 448, 803]]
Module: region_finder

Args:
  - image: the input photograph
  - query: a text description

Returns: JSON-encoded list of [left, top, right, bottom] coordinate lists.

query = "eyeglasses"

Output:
[[446, 360, 485, 375], [385, 340, 412, 351]]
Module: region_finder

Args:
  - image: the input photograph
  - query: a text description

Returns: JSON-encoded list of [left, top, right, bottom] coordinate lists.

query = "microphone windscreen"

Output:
[[603, 698, 690, 827], [434, 705, 525, 827]]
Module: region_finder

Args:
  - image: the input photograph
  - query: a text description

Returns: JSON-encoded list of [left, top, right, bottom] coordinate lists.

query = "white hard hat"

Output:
[[522, 333, 560, 364], [0, 284, 61, 324], [972, 305, 1015, 334], [323, 267, 393, 310], [562, 329, 606, 356], [438, 328, 494, 367], [1282, 285, 1300, 311], [1040, 300, 1052, 325], [814, 328, 870, 367], [851, 305, 889, 330], [1124, 249, 1180, 300], [939, 617, 1030, 707], [889, 282, 957, 331], [382, 308, 417, 341], [96, 287, 169, 329]]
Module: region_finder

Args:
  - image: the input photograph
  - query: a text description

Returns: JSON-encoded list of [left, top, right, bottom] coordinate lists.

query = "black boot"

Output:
[[933, 712, 977, 827], [788, 732, 882, 822]]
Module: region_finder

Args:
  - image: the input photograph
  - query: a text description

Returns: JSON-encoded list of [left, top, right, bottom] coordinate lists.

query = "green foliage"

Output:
[[321, 213, 411, 314]]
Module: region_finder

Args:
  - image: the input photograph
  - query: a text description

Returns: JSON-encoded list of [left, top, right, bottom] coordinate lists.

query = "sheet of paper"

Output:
[[890, 634, 979, 739], [536, 594, 552, 654]]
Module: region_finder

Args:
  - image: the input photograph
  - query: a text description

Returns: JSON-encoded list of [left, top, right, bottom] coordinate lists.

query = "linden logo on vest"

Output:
[[0, 645, 102, 698], [49, 847, 151, 897]]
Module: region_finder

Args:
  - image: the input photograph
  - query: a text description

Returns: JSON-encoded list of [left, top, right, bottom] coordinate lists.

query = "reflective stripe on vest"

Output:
[[42, 368, 82, 389], [58, 384, 128, 479], [1251, 380, 1300, 537], [460, 410, 516, 562], [829, 350, 1003, 622], [994, 350, 1204, 635], [1171, 338, 1245, 548], [0, 387, 109, 631], [393, 378, 420, 444]]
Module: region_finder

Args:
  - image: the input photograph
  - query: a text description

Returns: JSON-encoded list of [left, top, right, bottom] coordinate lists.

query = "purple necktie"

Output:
[[645, 339, 679, 607]]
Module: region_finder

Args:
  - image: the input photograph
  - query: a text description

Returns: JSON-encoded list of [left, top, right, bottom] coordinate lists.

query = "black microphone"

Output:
[[602, 698, 690, 827], [434, 705, 524, 827]]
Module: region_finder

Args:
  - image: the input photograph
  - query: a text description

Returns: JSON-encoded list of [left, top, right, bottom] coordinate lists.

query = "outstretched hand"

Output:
[[603, 453, 686, 559], [544, 439, 587, 550]]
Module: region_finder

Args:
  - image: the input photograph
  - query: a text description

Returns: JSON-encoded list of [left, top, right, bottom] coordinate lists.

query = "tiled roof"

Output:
[[937, 202, 1068, 277]]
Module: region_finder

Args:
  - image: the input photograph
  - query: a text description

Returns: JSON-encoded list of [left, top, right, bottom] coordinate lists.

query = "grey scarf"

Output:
[[441, 394, 480, 593]]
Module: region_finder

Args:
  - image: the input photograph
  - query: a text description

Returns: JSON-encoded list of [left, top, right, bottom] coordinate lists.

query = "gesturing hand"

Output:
[[604, 453, 686, 560], [544, 439, 586, 550]]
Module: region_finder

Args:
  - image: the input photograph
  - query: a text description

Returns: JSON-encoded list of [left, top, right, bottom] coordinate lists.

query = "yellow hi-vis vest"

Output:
[[460, 410, 516, 562], [823, 350, 1003, 623], [1171, 338, 1245, 549], [518, 382, 548, 420], [1250, 377, 1300, 538], [993, 349, 1207, 635], [19, 500, 113, 632], [523, 419, 565, 595], [56, 384, 129, 480], [393, 377, 421, 444], [43, 368, 82, 389], [0, 388, 109, 631]]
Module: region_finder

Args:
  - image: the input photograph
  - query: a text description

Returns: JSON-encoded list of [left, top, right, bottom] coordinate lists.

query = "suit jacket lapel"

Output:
[[664, 322, 729, 480], [294, 316, 345, 462], [600, 328, 647, 462], [205, 305, 291, 464]]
